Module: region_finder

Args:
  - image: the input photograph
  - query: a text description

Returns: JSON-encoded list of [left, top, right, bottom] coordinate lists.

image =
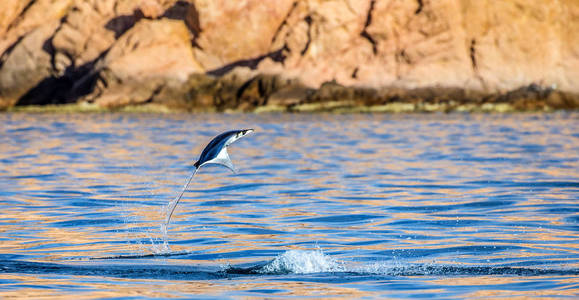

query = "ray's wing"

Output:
[[165, 129, 252, 227], [201, 147, 238, 174]]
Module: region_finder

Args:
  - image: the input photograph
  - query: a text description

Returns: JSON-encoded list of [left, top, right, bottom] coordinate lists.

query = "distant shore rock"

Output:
[[1, 0, 578, 112]]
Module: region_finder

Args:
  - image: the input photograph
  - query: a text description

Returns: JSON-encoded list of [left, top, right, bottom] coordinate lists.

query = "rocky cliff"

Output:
[[1, 0, 578, 112]]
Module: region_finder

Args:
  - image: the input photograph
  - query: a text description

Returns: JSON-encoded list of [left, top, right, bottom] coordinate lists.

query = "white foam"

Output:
[[158, 223, 171, 253], [351, 261, 403, 275], [256, 249, 427, 276], [258, 249, 345, 274]]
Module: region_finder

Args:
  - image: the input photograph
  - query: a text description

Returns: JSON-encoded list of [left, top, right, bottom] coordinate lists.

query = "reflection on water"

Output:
[[0, 112, 578, 298]]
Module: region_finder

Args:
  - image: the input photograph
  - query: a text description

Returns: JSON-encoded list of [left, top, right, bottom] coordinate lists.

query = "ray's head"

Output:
[[225, 128, 254, 146], [237, 129, 254, 138]]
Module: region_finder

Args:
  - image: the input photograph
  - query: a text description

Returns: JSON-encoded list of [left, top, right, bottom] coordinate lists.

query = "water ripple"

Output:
[[0, 112, 578, 298]]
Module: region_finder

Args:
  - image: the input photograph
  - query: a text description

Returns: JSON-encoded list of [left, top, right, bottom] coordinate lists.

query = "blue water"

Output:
[[0, 112, 578, 298]]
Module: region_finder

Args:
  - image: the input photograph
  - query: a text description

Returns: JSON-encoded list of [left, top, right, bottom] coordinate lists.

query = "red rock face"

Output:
[[90, 19, 204, 107], [0, 0, 578, 110]]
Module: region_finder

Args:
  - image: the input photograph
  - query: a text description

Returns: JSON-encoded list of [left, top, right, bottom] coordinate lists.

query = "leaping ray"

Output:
[[164, 129, 254, 226]]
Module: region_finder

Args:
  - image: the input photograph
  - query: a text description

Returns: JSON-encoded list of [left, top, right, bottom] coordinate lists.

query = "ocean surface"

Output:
[[0, 112, 578, 298]]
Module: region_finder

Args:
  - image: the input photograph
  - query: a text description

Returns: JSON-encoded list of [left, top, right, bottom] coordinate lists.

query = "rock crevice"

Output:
[[360, 0, 377, 55]]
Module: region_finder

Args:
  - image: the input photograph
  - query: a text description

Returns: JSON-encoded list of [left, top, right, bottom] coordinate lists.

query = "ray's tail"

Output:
[[165, 167, 199, 226]]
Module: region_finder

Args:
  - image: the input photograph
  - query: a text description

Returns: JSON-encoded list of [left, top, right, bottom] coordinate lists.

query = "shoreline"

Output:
[[3, 74, 578, 114], [4, 100, 577, 114], [3, 80, 578, 114]]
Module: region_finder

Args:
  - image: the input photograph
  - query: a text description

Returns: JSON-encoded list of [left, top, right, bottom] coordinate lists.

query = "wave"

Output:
[[90, 251, 191, 260], [2, 250, 578, 280], [226, 250, 578, 277], [225, 249, 344, 275]]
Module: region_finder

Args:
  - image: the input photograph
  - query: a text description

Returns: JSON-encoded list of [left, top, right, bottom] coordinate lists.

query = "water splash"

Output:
[[119, 198, 171, 256], [226, 250, 579, 277], [257, 249, 345, 274], [158, 223, 171, 253]]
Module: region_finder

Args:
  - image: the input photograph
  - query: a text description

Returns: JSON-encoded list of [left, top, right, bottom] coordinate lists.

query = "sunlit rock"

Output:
[[0, 0, 578, 111], [86, 19, 203, 107]]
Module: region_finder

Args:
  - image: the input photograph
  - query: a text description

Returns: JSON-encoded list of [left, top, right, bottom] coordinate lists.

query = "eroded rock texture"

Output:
[[0, 0, 578, 110]]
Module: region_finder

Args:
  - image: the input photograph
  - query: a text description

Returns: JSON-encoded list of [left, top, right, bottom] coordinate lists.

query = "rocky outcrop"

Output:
[[0, 22, 61, 107], [87, 18, 203, 107], [1, 0, 578, 111], [0, 0, 73, 56]]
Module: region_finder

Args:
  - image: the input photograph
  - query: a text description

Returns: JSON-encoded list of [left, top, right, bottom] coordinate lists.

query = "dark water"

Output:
[[0, 112, 578, 298]]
